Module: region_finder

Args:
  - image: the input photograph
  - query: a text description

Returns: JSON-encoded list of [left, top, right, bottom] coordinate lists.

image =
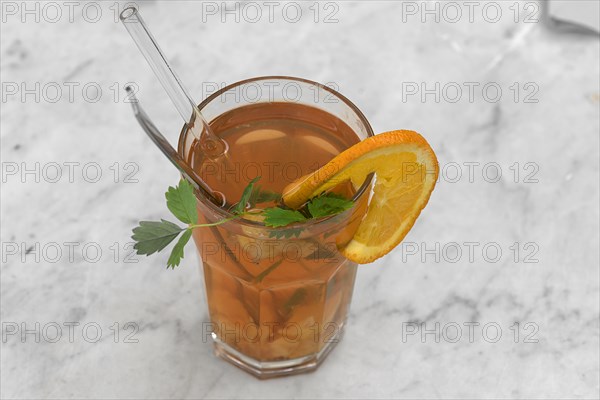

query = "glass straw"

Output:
[[124, 86, 225, 206], [119, 6, 228, 158]]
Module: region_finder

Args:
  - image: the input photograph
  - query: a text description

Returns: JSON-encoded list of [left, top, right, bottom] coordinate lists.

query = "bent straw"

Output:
[[125, 87, 225, 206]]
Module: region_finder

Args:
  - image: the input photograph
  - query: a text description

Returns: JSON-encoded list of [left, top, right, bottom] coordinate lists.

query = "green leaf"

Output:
[[255, 258, 284, 283], [233, 176, 261, 215], [268, 227, 304, 239], [132, 179, 355, 270], [249, 185, 281, 206], [304, 242, 339, 260], [167, 229, 193, 269], [132, 219, 185, 255], [165, 179, 198, 224], [263, 207, 307, 228], [283, 288, 308, 315], [307, 193, 354, 218]]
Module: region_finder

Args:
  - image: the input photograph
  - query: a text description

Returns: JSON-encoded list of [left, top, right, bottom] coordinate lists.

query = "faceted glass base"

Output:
[[212, 324, 345, 379]]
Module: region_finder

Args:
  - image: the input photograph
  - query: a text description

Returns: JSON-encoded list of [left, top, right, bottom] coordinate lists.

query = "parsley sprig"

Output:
[[132, 177, 354, 269]]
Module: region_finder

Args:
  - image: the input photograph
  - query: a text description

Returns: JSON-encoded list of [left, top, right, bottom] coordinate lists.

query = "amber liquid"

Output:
[[187, 103, 368, 362]]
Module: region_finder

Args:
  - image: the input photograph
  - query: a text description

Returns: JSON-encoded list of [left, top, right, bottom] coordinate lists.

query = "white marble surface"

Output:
[[1, 1, 599, 399]]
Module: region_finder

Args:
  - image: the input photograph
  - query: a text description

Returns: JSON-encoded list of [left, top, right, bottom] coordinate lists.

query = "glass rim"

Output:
[[179, 75, 374, 230]]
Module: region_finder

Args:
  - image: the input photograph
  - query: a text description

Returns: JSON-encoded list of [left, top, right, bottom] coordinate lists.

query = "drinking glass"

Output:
[[178, 76, 374, 378]]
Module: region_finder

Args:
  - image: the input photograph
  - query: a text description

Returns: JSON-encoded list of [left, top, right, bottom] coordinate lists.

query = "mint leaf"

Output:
[[167, 229, 193, 269], [304, 242, 338, 260], [132, 219, 185, 255], [233, 176, 261, 215], [307, 193, 354, 218], [132, 178, 355, 270], [255, 258, 284, 283], [260, 192, 354, 230], [166, 179, 198, 224], [249, 185, 281, 206], [133, 178, 262, 270], [263, 207, 307, 227], [269, 227, 303, 239], [283, 288, 307, 315]]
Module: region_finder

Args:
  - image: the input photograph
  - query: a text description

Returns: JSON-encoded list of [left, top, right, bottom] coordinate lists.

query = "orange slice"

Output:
[[282, 130, 439, 264]]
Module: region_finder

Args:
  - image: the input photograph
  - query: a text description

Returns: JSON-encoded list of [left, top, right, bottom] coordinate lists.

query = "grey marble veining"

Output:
[[1, 1, 599, 399]]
